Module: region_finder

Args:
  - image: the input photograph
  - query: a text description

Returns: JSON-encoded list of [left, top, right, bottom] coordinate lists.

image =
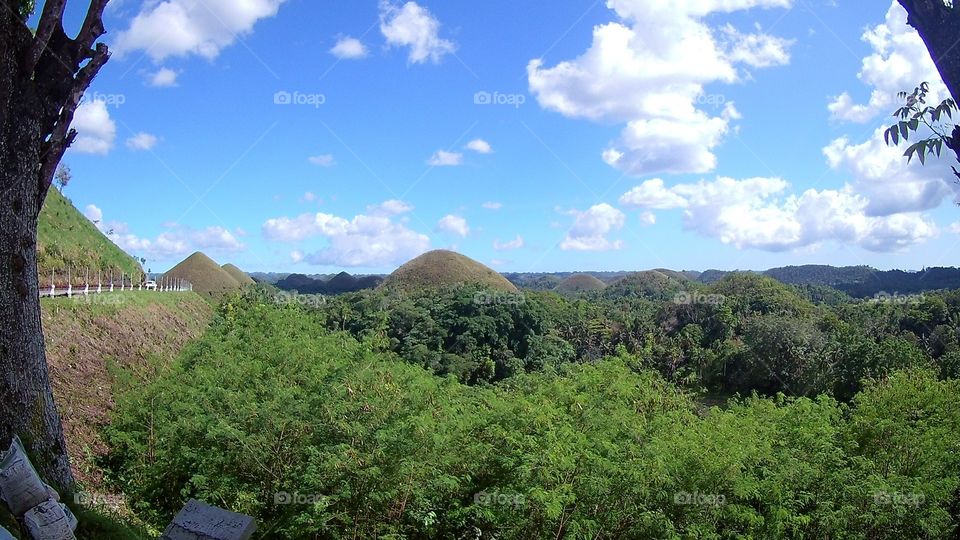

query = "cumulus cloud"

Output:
[[619, 176, 938, 252], [126, 132, 159, 151], [482, 201, 503, 210], [618, 178, 689, 209], [148, 67, 179, 87], [114, 0, 286, 61], [465, 139, 493, 154], [262, 202, 429, 267], [330, 36, 368, 59], [308, 154, 335, 167], [367, 199, 414, 216], [290, 250, 304, 263], [71, 100, 116, 155], [828, 2, 946, 124], [823, 128, 958, 216], [427, 150, 462, 166], [528, 0, 793, 176], [436, 214, 470, 237], [379, 1, 455, 64], [560, 203, 625, 251], [84, 204, 245, 259], [493, 235, 525, 250]]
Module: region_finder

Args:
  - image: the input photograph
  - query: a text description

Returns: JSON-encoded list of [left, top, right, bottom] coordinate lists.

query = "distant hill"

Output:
[[381, 250, 517, 293], [757, 265, 960, 298], [604, 270, 689, 300], [37, 189, 144, 280], [275, 272, 383, 295], [554, 273, 606, 293], [221, 263, 256, 286], [163, 252, 240, 297]]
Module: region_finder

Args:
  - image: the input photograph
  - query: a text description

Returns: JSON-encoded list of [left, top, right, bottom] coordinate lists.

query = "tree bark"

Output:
[[898, 0, 960, 104], [0, 0, 110, 492]]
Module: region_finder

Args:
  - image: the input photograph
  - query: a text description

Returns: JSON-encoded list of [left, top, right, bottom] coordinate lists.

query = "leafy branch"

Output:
[[884, 82, 957, 167]]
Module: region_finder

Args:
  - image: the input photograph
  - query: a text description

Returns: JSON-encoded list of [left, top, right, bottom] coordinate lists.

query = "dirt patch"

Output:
[[41, 292, 213, 489]]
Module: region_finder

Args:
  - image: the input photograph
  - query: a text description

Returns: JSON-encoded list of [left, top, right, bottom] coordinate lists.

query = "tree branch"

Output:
[[22, 0, 66, 74], [74, 0, 108, 57]]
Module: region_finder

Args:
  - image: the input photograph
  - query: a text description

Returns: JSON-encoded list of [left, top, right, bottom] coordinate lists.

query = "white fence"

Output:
[[38, 268, 192, 298]]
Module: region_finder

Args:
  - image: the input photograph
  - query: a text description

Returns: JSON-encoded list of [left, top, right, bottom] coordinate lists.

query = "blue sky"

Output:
[[56, 0, 960, 274]]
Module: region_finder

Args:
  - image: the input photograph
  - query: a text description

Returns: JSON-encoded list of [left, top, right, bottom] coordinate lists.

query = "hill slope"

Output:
[[555, 273, 606, 293], [163, 252, 241, 297], [37, 189, 143, 280], [221, 263, 256, 286], [381, 250, 518, 293]]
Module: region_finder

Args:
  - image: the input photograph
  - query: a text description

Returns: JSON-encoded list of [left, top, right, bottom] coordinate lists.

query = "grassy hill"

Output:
[[163, 252, 241, 298], [604, 270, 689, 300], [221, 263, 256, 286], [380, 250, 518, 293], [554, 273, 606, 293], [37, 189, 143, 281]]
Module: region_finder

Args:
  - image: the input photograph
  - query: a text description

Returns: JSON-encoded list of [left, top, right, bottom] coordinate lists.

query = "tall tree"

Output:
[[0, 0, 110, 490], [898, 1, 960, 105]]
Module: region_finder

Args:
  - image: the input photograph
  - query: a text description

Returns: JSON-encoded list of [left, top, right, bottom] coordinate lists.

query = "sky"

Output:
[[52, 0, 960, 274]]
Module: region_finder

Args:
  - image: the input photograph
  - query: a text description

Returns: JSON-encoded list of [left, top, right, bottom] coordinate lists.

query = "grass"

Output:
[[162, 252, 241, 298], [555, 273, 606, 293], [37, 189, 143, 281]]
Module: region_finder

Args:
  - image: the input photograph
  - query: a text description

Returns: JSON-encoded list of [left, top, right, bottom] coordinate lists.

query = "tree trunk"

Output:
[[898, 0, 960, 104], [0, 0, 111, 493]]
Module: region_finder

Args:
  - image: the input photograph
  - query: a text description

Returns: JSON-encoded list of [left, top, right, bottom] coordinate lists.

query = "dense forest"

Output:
[[100, 278, 960, 538]]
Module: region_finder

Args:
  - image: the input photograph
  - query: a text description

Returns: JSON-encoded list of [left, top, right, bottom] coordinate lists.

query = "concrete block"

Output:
[[22, 500, 77, 540], [160, 499, 256, 540]]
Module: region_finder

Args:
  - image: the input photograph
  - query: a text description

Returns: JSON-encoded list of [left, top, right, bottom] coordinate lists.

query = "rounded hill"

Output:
[[554, 273, 606, 293], [163, 252, 240, 297], [604, 270, 688, 300], [380, 250, 518, 293], [221, 263, 256, 286]]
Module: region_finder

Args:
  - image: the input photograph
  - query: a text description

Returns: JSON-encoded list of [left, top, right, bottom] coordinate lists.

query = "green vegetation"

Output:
[[37, 189, 144, 280], [380, 249, 518, 293], [101, 291, 960, 538]]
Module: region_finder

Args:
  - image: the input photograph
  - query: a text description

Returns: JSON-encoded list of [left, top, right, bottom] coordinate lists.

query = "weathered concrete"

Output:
[[22, 500, 77, 540], [160, 499, 256, 540]]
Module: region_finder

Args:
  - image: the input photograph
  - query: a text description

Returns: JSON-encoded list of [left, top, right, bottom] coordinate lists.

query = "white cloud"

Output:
[[828, 2, 946, 124], [308, 154, 335, 167], [618, 176, 938, 252], [330, 36, 368, 59], [300, 192, 318, 203], [379, 1, 456, 64], [823, 128, 958, 216], [290, 250, 304, 263], [493, 235, 525, 250], [639, 211, 656, 226], [427, 150, 463, 166], [71, 100, 116, 155], [262, 203, 430, 267], [618, 178, 689, 209], [436, 214, 470, 237], [84, 204, 246, 260], [147, 67, 179, 87], [465, 139, 493, 154], [126, 132, 159, 151], [367, 199, 414, 216], [528, 0, 793, 176], [114, 0, 286, 61], [482, 201, 503, 210], [560, 203, 625, 251]]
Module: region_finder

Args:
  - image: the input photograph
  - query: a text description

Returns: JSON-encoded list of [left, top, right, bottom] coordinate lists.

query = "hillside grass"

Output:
[[381, 249, 518, 293], [37, 189, 143, 281]]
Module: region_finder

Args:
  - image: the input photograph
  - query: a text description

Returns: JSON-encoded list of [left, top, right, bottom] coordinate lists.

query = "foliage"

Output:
[[884, 81, 959, 179], [102, 297, 960, 538]]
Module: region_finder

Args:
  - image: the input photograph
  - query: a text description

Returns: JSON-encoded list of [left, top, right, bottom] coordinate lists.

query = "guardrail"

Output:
[[38, 268, 191, 298]]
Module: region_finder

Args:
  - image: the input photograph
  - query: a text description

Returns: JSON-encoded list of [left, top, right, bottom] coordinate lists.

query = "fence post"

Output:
[[97, 270, 102, 294], [50, 269, 55, 297], [66, 267, 72, 298]]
